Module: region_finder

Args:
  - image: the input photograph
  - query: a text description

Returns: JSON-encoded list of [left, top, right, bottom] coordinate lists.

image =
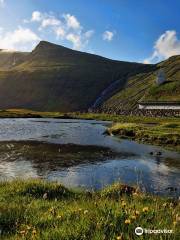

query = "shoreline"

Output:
[[0, 109, 179, 152], [105, 122, 180, 152]]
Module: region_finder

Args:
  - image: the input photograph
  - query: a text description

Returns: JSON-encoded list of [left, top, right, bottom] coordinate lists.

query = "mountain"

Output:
[[0, 50, 28, 70], [0, 41, 153, 112], [98, 55, 180, 114]]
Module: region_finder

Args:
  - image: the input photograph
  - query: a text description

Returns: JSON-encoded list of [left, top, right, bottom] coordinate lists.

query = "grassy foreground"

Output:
[[0, 180, 179, 240]]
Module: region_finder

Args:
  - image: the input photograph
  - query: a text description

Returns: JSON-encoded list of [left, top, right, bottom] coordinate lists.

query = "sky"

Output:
[[0, 0, 180, 63]]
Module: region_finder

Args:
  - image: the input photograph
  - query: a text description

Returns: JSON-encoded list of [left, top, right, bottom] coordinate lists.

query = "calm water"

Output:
[[0, 118, 179, 196]]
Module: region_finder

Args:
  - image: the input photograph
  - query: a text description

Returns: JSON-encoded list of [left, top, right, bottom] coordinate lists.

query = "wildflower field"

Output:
[[0, 180, 179, 239]]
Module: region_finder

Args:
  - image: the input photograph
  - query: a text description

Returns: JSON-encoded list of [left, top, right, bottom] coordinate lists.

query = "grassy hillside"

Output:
[[99, 55, 180, 114], [143, 55, 180, 101], [0, 50, 28, 70], [0, 41, 179, 113], [0, 41, 152, 112]]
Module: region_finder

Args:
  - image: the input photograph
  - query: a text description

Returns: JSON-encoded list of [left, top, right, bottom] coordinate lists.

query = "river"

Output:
[[0, 118, 179, 196]]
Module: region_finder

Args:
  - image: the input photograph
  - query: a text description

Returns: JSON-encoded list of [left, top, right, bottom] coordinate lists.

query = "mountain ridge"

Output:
[[0, 40, 179, 113]]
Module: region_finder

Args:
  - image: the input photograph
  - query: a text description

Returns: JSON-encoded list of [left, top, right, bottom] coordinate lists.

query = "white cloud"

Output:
[[1, 11, 94, 51], [103, 31, 114, 42], [63, 14, 81, 30], [66, 30, 94, 50], [55, 27, 66, 39], [84, 30, 94, 38], [66, 33, 81, 50], [41, 17, 61, 28], [0, 0, 5, 7], [0, 27, 41, 51], [29, 11, 94, 50], [31, 11, 42, 22], [144, 30, 180, 64]]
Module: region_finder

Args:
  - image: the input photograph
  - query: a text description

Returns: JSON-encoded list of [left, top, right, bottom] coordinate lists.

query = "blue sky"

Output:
[[0, 0, 180, 63]]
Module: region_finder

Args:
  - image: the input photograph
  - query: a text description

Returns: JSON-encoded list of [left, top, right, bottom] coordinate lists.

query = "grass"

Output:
[[106, 121, 180, 152], [144, 81, 180, 101], [100, 55, 180, 113], [66, 112, 180, 151], [0, 179, 179, 240], [0, 109, 65, 118]]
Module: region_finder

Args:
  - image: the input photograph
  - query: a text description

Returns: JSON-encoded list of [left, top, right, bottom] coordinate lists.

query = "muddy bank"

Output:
[[0, 141, 132, 169]]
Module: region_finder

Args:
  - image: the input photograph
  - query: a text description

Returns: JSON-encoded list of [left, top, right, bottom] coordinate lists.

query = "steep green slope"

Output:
[[99, 55, 180, 114], [143, 55, 180, 101], [0, 41, 150, 112], [0, 50, 28, 70]]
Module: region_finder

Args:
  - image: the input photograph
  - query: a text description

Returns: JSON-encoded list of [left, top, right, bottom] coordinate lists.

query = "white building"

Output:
[[138, 101, 180, 110]]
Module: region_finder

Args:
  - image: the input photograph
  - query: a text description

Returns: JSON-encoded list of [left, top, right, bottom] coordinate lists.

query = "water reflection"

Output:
[[0, 118, 179, 196]]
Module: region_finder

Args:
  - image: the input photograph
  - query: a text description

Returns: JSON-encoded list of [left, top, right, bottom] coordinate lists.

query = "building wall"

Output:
[[139, 104, 180, 110]]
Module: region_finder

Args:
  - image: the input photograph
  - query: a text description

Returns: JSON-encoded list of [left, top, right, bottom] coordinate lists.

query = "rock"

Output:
[[43, 192, 48, 199], [156, 151, 162, 156], [165, 187, 177, 192]]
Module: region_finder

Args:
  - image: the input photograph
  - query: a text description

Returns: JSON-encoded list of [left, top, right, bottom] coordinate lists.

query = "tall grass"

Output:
[[0, 179, 179, 239]]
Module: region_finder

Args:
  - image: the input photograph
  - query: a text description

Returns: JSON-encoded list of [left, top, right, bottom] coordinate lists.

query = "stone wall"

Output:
[[93, 108, 180, 117]]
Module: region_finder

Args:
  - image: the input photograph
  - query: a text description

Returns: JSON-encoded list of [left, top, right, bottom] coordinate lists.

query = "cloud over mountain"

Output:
[[144, 30, 180, 63], [0, 27, 40, 51], [30, 11, 94, 50]]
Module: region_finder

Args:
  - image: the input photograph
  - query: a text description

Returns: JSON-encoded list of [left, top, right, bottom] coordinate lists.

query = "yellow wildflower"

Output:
[[131, 215, 136, 220], [20, 230, 26, 235], [135, 210, 140, 216], [96, 222, 101, 229], [84, 210, 89, 215], [121, 201, 126, 207], [125, 219, 131, 224], [169, 203, 173, 209], [26, 225, 31, 230], [133, 192, 138, 196], [116, 235, 122, 240], [173, 221, 177, 226], [32, 229, 37, 235], [143, 207, 149, 212], [175, 214, 180, 222]]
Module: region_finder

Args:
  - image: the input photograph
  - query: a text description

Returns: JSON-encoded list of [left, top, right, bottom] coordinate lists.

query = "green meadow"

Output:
[[0, 179, 179, 240]]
